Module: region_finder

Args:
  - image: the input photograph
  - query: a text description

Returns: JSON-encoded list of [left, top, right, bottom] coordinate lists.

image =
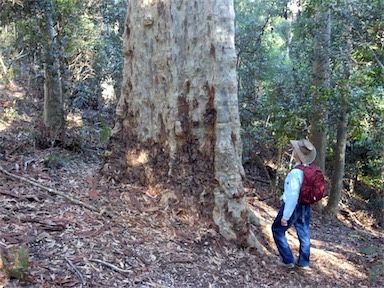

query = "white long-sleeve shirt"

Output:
[[282, 164, 305, 220]]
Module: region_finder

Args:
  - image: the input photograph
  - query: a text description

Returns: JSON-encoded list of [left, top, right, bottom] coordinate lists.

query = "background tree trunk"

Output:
[[310, 2, 331, 173], [103, 1, 262, 249], [326, 108, 347, 215], [42, 0, 64, 145], [325, 5, 353, 216], [0, 52, 15, 86]]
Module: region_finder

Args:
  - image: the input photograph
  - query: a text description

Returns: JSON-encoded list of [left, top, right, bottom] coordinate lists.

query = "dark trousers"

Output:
[[271, 203, 311, 266]]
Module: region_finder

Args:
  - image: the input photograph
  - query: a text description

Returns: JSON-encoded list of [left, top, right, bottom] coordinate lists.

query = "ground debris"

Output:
[[0, 84, 383, 287]]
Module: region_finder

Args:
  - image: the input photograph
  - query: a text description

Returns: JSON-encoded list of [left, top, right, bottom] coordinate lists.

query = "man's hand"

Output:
[[281, 219, 288, 226]]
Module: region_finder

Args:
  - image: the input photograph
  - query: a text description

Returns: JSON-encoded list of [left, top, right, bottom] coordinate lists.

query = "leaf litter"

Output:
[[0, 83, 383, 287]]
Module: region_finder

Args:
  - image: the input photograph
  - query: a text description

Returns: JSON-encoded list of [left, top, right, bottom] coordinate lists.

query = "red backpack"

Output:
[[296, 164, 326, 204]]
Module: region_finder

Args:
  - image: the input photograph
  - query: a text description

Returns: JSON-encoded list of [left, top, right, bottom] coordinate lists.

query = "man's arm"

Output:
[[281, 169, 303, 225]]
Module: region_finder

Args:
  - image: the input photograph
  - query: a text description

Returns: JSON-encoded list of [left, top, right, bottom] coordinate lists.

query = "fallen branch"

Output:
[[246, 175, 271, 185], [65, 257, 85, 285], [89, 258, 131, 275], [0, 165, 100, 213]]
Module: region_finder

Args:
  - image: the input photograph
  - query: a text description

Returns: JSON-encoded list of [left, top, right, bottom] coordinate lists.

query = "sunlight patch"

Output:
[[311, 246, 367, 281], [0, 121, 10, 132], [66, 111, 84, 128], [125, 150, 149, 166]]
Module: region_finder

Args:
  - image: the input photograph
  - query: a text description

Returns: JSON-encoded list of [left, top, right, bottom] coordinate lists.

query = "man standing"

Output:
[[272, 139, 317, 269]]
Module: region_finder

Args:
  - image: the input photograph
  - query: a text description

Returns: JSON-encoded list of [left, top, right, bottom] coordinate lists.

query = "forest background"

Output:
[[0, 0, 383, 287]]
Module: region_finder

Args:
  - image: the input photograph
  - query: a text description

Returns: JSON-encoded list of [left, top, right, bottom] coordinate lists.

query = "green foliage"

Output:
[[360, 246, 377, 255], [0, 0, 127, 110], [235, 0, 383, 193], [358, 245, 384, 286], [58, 0, 127, 109], [347, 233, 368, 241], [1, 100, 20, 121], [236, 0, 315, 156], [369, 259, 384, 286], [346, 75, 383, 181], [349, 133, 383, 189], [43, 154, 68, 169], [99, 117, 111, 144], [1, 245, 30, 281]]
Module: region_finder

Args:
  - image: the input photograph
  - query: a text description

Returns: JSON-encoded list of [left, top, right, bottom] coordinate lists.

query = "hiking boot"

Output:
[[274, 260, 295, 269], [296, 264, 310, 270], [283, 263, 295, 269]]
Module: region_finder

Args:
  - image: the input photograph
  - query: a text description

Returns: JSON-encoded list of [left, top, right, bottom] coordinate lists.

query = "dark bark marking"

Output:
[[157, 1, 166, 15], [203, 82, 217, 156], [177, 95, 190, 138], [184, 80, 191, 95], [125, 24, 130, 39], [192, 98, 198, 109], [159, 114, 167, 144], [231, 132, 237, 144], [210, 43, 215, 59]]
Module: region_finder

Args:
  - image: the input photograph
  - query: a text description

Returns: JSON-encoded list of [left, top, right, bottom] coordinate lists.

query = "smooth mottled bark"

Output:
[[310, 2, 331, 173], [42, 0, 64, 144], [325, 7, 352, 216], [326, 108, 347, 215], [103, 1, 262, 249]]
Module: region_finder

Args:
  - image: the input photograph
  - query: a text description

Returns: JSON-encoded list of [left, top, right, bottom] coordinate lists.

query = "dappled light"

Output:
[[0, 81, 383, 288], [0, 84, 27, 130], [0, 120, 10, 132], [310, 244, 367, 282], [1, 0, 383, 286], [66, 111, 84, 129], [125, 149, 150, 167]]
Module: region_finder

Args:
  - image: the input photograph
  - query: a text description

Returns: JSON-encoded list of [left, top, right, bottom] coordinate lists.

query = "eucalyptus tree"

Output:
[[41, 0, 65, 144], [324, 2, 352, 216], [103, 0, 263, 249], [309, 0, 331, 172]]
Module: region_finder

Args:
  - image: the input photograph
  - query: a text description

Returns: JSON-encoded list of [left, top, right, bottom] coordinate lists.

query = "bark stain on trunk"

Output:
[[203, 83, 217, 155]]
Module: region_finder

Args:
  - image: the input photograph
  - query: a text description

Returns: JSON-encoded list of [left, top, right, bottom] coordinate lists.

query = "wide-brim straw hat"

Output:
[[290, 139, 317, 165]]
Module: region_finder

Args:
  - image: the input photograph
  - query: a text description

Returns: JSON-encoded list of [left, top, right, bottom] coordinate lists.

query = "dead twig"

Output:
[[246, 175, 271, 185], [0, 190, 42, 202], [65, 257, 85, 285], [89, 258, 131, 275], [0, 165, 100, 213]]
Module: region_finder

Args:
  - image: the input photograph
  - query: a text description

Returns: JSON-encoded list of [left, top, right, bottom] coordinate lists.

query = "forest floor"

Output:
[[0, 83, 383, 288]]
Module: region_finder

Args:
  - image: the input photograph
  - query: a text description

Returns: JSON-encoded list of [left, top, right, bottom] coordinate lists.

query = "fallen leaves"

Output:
[[0, 84, 383, 287], [1, 151, 383, 287]]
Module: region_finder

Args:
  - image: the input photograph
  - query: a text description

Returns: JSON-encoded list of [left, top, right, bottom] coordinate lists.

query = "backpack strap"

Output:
[[295, 163, 309, 170], [294, 164, 308, 205]]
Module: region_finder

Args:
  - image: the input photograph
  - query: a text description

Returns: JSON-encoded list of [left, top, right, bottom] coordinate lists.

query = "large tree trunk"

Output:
[[42, 0, 64, 145], [310, 2, 331, 173], [103, 1, 262, 249]]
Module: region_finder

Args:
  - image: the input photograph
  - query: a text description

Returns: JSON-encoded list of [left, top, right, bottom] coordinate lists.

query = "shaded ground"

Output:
[[0, 84, 383, 287]]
